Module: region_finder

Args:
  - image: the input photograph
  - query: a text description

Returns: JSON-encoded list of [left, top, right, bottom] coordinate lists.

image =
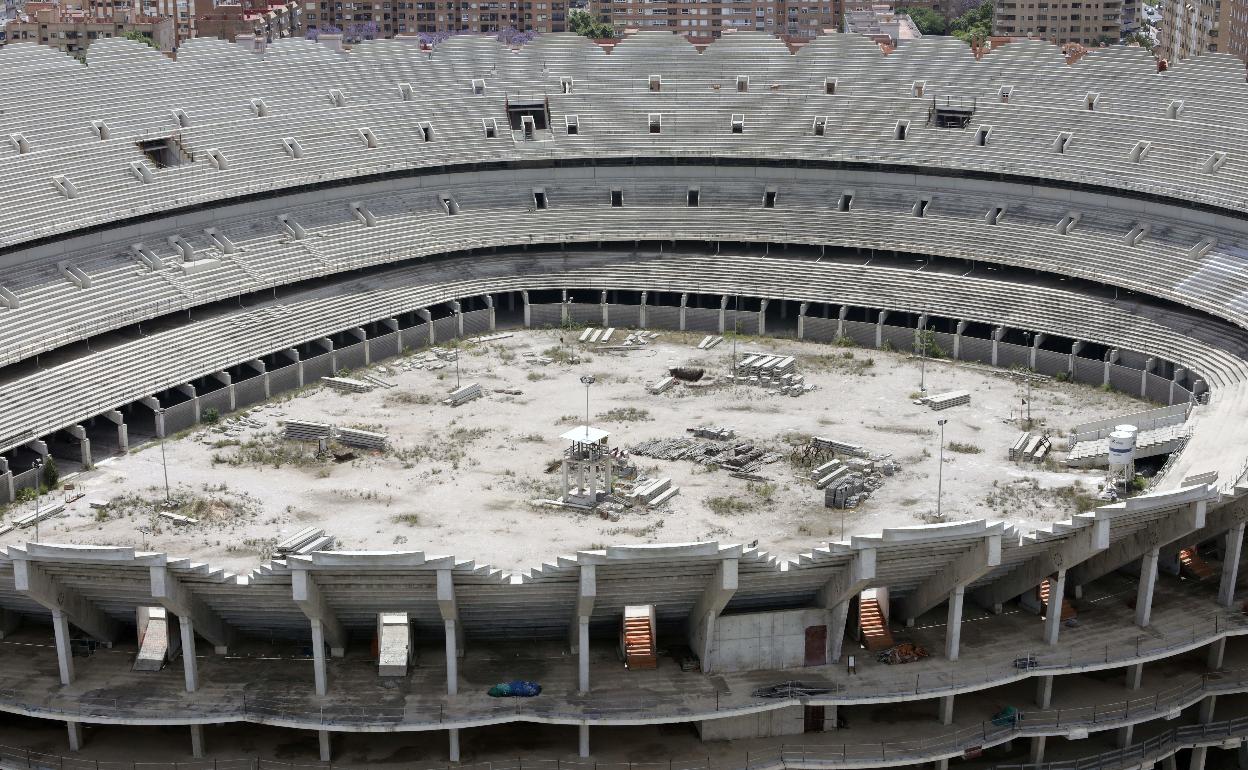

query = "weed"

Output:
[[947, 442, 983, 454]]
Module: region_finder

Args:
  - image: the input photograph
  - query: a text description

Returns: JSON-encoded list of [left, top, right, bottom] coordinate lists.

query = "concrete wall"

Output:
[[710, 607, 828, 673], [697, 704, 804, 741]]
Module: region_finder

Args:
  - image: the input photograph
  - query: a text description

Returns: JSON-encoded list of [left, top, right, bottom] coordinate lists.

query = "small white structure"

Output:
[[560, 426, 614, 507], [377, 612, 413, 676], [1108, 424, 1138, 479]]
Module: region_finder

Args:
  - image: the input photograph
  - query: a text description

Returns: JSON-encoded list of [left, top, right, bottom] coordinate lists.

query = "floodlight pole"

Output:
[[936, 419, 948, 519], [158, 407, 170, 504], [919, 324, 928, 393], [580, 375, 595, 430], [33, 457, 43, 544], [1023, 332, 1033, 428], [455, 351, 461, 390]]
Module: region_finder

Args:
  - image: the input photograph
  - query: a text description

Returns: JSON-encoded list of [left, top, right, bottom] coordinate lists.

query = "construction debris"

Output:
[[283, 420, 389, 450], [648, 376, 676, 395], [158, 511, 198, 526], [443, 382, 483, 407], [337, 427, 387, 450], [688, 426, 735, 441], [284, 420, 333, 442], [274, 526, 336, 555], [922, 390, 972, 411], [321, 376, 373, 394], [877, 642, 929, 665], [698, 335, 724, 350]]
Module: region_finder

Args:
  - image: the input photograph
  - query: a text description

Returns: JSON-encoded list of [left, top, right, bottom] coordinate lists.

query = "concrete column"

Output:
[[837, 305, 847, 340], [1142, 358, 1155, 398], [311, 619, 328, 695], [0, 457, 13, 503], [485, 296, 496, 331], [944, 585, 965, 661], [521, 291, 531, 328], [1116, 723, 1133, 748], [1220, 522, 1246, 606], [938, 694, 954, 725], [351, 327, 370, 366], [417, 309, 434, 345], [179, 615, 199, 692], [448, 728, 461, 761], [953, 320, 967, 359], [142, 397, 167, 438], [875, 310, 888, 348], [679, 293, 688, 331], [1126, 662, 1144, 690], [444, 618, 459, 695], [1136, 547, 1160, 627], [1030, 334, 1045, 370], [1104, 349, 1119, 387], [190, 724, 205, 758], [1036, 675, 1053, 708], [68, 424, 91, 469], [66, 720, 83, 751], [828, 600, 850, 663], [1171, 367, 1187, 405], [757, 299, 768, 336], [52, 608, 75, 685], [1199, 694, 1217, 723], [600, 291, 609, 328], [1208, 637, 1226, 670], [1239, 742, 1248, 769], [577, 618, 590, 694], [1070, 341, 1083, 377], [318, 729, 331, 761], [639, 291, 648, 328], [718, 295, 728, 334], [1190, 747, 1207, 770], [578, 722, 589, 758], [1162, 755, 1178, 770], [797, 302, 808, 339], [991, 326, 1005, 366], [1044, 569, 1067, 645], [1029, 736, 1046, 764], [560, 292, 569, 325]]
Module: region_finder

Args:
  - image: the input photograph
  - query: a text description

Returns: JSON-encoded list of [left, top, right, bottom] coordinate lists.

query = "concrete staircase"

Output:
[[859, 597, 894, 652], [622, 605, 657, 670], [1180, 547, 1217, 582]]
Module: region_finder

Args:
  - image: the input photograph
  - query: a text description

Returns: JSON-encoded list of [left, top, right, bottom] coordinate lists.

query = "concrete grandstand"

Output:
[[0, 27, 1246, 770]]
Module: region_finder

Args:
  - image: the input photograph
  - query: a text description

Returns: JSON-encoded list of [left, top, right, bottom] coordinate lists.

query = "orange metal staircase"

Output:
[[1040, 578, 1076, 621], [622, 608, 657, 670], [859, 598, 894, 652]]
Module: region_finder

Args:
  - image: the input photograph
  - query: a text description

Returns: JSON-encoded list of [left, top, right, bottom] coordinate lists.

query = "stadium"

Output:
[[0, 27, 1247, 770]]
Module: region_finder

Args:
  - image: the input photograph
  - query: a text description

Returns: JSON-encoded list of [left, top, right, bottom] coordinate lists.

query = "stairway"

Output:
[[859, 598, 894, 651], [1039, 578, 1077, 621], [1179, 547, 1217, 582], [622, 605, 657, 670]]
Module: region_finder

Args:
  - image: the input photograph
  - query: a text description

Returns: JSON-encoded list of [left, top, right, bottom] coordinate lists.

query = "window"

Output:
[[610, 189, 623, 207], [736, 74, 749, 92], [975, 126, 991, 146], [824, 76, 837, 95], [912, 198, 930, 218], [687, 188, 700, 207], [763, 188, 777, 208], [837, 192, 852, 212], [534, 189, 548, 210], [730, 114, 744, 134], [813, 116, 826, 136], [482, 118, 498, 138], [565, 115, 579, 135], [986, 206, 1003, 225], [1054, 131, 1072, 154], [893, 120, 909, 140], [648, 74, 661, 92], [560, 76, 573, 93], [648, 113, 661, 134]]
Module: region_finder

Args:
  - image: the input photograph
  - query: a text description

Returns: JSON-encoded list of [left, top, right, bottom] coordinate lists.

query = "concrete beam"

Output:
[[150, 565, 232, 649], [291, 569, 346, 654], [690, 557, 738, 672], [973, 517, 1108, 608], [900, 534, 1001, 622], [1068, 501, 1205, 587], [13, 558, 118, 645]]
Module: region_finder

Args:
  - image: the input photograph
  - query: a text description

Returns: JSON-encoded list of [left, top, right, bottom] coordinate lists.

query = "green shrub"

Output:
[[202, 408, 220, 425]]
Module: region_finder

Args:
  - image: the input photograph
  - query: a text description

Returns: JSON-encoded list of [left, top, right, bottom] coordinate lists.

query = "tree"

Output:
[[949, 0, 992, 44], [568, 9, 616, 39], [897, 6, 949, 35], [41, 457, 59, 490], [122, 30, 158, 49]]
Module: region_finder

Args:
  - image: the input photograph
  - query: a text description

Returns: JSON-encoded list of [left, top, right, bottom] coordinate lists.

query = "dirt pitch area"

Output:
[[5, 329, 1155, 573]]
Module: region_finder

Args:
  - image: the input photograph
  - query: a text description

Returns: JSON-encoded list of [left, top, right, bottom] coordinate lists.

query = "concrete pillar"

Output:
[[448, 728, 461, 762], [578, 722, 589, 758], [485, 296, 496, 331], [1220, 522, 1246, 607], [1171, 367, 1187, 405], [1029, 736, 1046, 764], [68, 424, 91, 469], [1030, 334, 1045, 370], [679, 293, 688, 331], [311, 619, 328, 696], [1136, 547, 1160, 627], [1162, 755, 1178, 770], [639, 291, 648, 328], [828, 599, 850, 663], [560, 291, 569, 325], [938, 694, 954, 725], [444, 618, 459, 695], [757, 299, 768, 336], [179, 615, 199, 692], [1208, 637, 1226, 670], [944, 585, 965, 661], [52, 608, 75, 685], [350, 327, 369, 366], [718, 295, 728, 334], [933, 760, 948, 770], [953, 320, 967, 360], [1044, 569, 1067, 645], [1126, 662, 1144, 690], [991, 326, 1005, 366], [1238, 742, 1248, 768], [190, 724, 205, 758], [837, 305, 848, 340], [318, 729, 331, 761], [577, 618, 590, 694], [66, 720, 83, 751], [1190, 746, 1207, 770], [1070, 341, 1084, 377], [1116, 723, 1133, 748], [875, 310, 888, 348], [417, 309, 434, 345], [1036, 675, 1054, 708], [0, 457, 13, 503], [1104, 349, 1119, 387], [1142, 358, 1156, 398], [522, 291, 531, 328], [1199, 694, 1217, 723], [797, 302, 808, 339], [600, 291, 609, 328]]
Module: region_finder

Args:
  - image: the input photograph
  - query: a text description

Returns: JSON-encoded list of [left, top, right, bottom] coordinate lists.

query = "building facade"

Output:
[[597, 0, 839, 38], [2, 6, 174, 52], [843, 3, 921, 46], [193, 0, 302, 41], [1226, 0, 1248, 61], [992, 0, 1126, 44], [1156, 0, 1220, 61], [304, 0, 568, 36]]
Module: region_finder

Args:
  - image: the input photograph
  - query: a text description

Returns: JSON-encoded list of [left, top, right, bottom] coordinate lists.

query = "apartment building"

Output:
[[3, 5, 175, 51], [843, 3, 921, 46], [598, 0, 840, 39], [304, 0, 567, 35], [193, 0, 301, 41], [1156, 0, 1220, 61], [1226, 0, 1247, 62], [992, 0, 1126, 44]]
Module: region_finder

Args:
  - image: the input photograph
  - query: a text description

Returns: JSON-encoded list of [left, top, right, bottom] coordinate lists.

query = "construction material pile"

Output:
[[274, 526, 336, 556], [731, 352, 814, 397], [283, 420, 389, 450], [1009, 431, 1052, 463], [877, 642, 929, 665], [921, 390, 972, 411], [443, 382, 483, 407], [388, 347, 461, 373], [321, 376, 373, 394], [578, 327, 617, 344], [697, 335, 724, 349]]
